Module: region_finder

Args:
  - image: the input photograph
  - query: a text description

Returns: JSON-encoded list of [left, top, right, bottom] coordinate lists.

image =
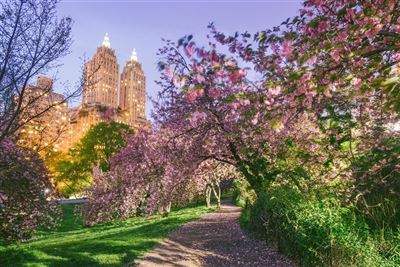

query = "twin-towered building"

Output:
[[67, 33, 150, 148], [20, 33, 150, 152], [83, 33, 147, 125]]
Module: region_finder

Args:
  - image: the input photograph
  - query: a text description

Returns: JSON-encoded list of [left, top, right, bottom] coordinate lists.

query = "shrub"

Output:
[[243, 185, 393, 267], [353, 136, 400, 231], [0, 138, 60, 241]]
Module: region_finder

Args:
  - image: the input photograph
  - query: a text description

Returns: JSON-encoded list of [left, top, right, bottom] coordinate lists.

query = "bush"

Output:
[[242, 185, 399, 267], [353, 136, 400, 231], [0, 138, 60, 241]]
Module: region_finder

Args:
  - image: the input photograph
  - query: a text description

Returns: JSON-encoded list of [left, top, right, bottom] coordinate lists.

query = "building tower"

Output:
[[83, 33, 119, 108], [119, 49, 147, 127], [19, 76, 69, 152]]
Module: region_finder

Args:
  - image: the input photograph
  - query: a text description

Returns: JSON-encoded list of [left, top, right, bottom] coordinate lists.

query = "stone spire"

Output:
[[130, 48, 138, 61], [102, 33, 111, 48]]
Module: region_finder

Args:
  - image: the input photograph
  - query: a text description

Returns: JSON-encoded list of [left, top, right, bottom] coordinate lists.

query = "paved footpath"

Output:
[[135, 201, 296, 267]]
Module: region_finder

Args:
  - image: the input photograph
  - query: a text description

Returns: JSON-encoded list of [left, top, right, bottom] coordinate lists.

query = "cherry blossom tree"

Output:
[[0, 138, 60, 241], [154, 0, 400, 201], [82, 0, 400, 227], [208, 0, 400, 212], [80, 127, 221, 224]]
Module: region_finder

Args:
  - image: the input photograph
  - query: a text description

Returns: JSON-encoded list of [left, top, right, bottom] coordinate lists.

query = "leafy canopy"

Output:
[[56, 121, 133, 197]]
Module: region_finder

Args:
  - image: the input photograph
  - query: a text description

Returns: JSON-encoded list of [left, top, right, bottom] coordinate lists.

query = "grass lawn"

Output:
[[0, 203, 213, 267]]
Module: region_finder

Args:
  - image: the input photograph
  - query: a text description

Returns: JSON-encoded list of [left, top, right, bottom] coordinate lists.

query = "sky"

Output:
[[56, 0, 302, 117]]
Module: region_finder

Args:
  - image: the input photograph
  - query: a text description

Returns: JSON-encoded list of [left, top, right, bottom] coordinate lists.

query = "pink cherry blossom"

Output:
[[281, 40, 294, 58], [229, 70, 247, 82], [346, 8, 356, 21], [184, 44, 196, 57], [173, 76, 186, 88], [165, 67, 174, 78], [351, 77, 362, 88], [269, 86, 282, 96], [185, 90, 197, 102], [209, 88, 221, 98], [189, 111, 207, 126], [306, 56, 317, 65], [196, 74, 206, 83]]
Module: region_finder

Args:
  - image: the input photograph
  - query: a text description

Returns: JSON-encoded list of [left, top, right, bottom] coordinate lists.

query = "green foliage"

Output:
[[0, 203, 213, 266], [55, 121, 133, 197], [353, 136, 400, 231], [55, 158, 92, 197], [75, 121, 133, 172], [241, 185, 400, 267], [381, 76, 400, 112], [231, 178, 255, 208]]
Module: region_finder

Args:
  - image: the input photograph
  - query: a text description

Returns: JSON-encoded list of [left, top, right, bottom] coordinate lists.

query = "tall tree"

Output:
[[56, 121, 133, 197], [0, 0, 74, 241]]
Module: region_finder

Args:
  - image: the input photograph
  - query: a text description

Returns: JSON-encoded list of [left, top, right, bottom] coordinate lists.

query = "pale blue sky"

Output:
[[55, 0, 301, 116]]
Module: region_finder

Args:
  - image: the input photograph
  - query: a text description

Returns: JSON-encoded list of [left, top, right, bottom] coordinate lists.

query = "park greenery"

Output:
[[54, 121, 133, 197], [80, 0, 400, 265], [0, 0, 400, 266], [0, 203, 213, 266]]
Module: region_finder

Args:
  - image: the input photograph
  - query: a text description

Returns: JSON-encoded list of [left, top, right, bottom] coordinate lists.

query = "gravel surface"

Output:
[[135, 201, 296, 267]]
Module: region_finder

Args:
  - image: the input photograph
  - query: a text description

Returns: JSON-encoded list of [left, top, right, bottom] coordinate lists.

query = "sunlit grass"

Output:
[[0, 202, 213, 266]]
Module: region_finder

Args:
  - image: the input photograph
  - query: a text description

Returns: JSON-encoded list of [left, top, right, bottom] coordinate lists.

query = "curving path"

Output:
[[135, 200, 295, 267]]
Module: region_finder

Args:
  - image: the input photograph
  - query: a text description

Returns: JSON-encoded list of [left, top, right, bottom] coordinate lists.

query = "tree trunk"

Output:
[[157, 202, 172, 215], [165, 202, 172, 214], [217, 183, 221, 208], [211, 181, 221, 209], [205, 185, 212, 208], [157, 205, 164, 214]]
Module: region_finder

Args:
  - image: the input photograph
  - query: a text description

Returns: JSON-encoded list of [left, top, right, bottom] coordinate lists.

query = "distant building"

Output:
[[20, 34, 151, 152], [18, 76, 69, 152], [67, 33, 150, 148]]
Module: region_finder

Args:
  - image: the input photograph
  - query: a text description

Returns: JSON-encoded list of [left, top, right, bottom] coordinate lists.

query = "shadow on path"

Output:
[[135, 200, 295, 267]]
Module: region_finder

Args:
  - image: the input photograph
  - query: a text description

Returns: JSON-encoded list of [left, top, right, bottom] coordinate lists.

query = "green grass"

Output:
[[0, 203, 213, 267]]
